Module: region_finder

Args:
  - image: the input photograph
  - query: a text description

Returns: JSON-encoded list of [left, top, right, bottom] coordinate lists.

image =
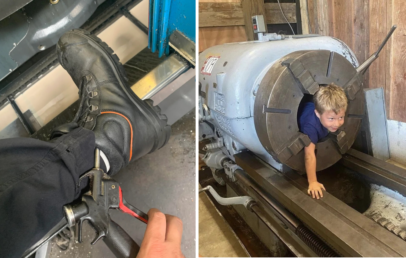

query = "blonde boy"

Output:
[[298, 83, 348, 199]]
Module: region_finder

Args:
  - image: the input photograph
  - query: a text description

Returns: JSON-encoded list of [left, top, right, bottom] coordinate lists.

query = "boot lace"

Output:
[[72, 76, 98, 126]]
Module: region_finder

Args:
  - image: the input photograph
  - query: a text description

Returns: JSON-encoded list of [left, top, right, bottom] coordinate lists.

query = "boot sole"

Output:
[[61, 29, 171, 150]]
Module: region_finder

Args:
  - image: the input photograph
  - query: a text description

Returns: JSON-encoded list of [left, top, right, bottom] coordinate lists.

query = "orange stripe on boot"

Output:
[[101, 111, 133, 161]]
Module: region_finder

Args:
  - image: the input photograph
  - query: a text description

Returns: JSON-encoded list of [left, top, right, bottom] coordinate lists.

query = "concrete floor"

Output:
[[46, 110, 196, 258], [199, 187, 248, 257]]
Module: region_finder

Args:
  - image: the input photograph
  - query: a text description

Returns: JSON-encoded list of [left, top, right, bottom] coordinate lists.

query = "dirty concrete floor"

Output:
[[199, 187, 248, 257], [46, 110, 196, 258]]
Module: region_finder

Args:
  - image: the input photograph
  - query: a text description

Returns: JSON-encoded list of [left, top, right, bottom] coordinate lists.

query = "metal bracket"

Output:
[[329, 130, 349, 154], [278, 133, 311, 163], [223, 161, 242, 182], [282, 59, 319, 95], [169, 30, 196, 66]]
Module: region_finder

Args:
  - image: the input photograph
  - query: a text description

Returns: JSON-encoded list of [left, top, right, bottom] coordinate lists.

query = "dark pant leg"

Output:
[[0, 127, 96, 258]]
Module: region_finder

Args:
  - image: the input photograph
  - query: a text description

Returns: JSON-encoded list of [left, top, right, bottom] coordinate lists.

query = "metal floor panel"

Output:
[[46, 109, 196, 258], [123, 47, 164, 86]]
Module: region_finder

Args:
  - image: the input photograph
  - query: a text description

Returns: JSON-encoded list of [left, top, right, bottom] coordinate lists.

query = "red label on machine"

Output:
[[201, 56, 220, 75]]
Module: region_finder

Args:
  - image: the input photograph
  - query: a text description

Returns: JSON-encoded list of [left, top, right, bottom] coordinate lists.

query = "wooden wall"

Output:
[[199, 0, 406, 122], [199, 0, 247, 52], [199, 0, 296, 52], [308, 0, 406, 123]]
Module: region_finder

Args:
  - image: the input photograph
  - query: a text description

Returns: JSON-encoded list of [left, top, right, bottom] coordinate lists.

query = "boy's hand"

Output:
[[308, 182, 326, 199], [137, 208, 185, 258]]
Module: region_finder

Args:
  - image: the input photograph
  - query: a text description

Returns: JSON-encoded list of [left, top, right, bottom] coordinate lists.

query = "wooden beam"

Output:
[[388, 0, 405, 122], [199, 2, 244, 27], [299, 0, 310, 34], [315, 0, 333, 36], [199, 2, 296, 28], [332, 0, 353, 48], [352, 0, 369, 88], [307, 0, 316, 34], [264, 3, 296, 25]]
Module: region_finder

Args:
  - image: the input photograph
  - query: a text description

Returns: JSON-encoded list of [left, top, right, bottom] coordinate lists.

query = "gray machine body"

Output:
[[199, 36, 359, 171], [0, 0, 106, 81]]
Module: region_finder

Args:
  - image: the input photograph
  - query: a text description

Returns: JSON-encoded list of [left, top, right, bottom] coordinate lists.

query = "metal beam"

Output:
[[342, 148, 406, 197], [234, 151, 406, 257], [7, 96, 35, 134], [121, 8, 148, 35], [230, 170, 318, 257]]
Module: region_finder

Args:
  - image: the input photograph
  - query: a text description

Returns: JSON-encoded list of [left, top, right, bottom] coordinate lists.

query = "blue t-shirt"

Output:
[[298, 102, 329, 144]]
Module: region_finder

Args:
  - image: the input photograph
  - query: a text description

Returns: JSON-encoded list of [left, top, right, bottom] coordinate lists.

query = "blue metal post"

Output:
[[158, 0, 171, 57], [148, 0, 153, 48], [148, 0, 195, 56], [150, 0, 160, 53]]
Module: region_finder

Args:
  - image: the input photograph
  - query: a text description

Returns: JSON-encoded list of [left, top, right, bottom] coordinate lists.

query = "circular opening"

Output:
[[296, 93, 314, 130], [297, 93, 331, 143], [50, 0, 59, 4], [38, 45, 46, 51]]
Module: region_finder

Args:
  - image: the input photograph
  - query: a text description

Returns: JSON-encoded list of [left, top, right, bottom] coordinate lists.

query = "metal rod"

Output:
[[250, 205, 317, 257], [7, 96, 36, 134], [121, 8, 148, 35], [22, 219, 68, 258], [356, 25, 397, 74], [95, 148, 100, 169], [376, 25, 397, 58], [222, 171, 317, 257], [356, 54, 375, 74], [234, 169, 301, 230]]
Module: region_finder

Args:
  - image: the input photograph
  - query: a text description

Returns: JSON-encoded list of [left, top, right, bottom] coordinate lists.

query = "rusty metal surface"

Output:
[[254, 50, 364, 172], [234, 151, 406, 257]]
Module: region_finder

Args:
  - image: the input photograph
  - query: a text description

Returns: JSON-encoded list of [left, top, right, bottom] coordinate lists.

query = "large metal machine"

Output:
[[199, 35, 363, 173], [199, 27, 406, 256]]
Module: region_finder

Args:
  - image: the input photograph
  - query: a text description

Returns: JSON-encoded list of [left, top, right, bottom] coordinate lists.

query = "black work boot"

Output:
[[54, 29, 170, 175]]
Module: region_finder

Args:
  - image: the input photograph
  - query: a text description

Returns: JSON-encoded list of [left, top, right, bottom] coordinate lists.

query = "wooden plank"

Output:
[[307, 0, 316, 34], [263, 3, 296, 25], [368, 0, 388, 102], [332, 0, 353, 49], [300, 0, 310, 34], [199, 2, 244, 27], [199, 2, 296, 28], [315, 0, 333, 35], [352, 0, 370, 88], [241, 0, 268, 40], [199, 26, 247, 52], [389, 0, 406, 122], [385, 0, 393, 118]]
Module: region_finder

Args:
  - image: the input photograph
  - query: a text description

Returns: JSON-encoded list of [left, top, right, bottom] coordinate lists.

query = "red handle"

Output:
[[118, 187, 148, 224]]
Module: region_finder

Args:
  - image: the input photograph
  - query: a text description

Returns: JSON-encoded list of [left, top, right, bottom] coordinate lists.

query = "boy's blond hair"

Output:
[[314, 83, 348, 114]]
